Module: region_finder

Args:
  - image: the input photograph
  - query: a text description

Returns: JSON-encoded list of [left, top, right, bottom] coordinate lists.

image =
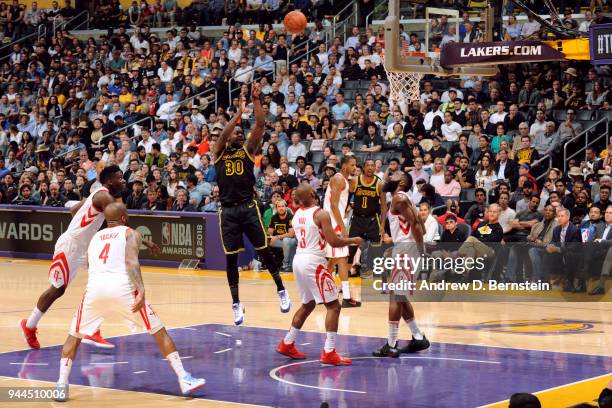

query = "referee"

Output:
[[349, 159, 387, 276], [212, 83, 290, 325]]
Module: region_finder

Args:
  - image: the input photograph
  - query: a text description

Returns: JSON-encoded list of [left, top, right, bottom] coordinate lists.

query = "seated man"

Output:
[[585, 205, 612, 295], [544, 207, 583, 292], [505, 194, 544, 282], [268, 199, 297, 272]]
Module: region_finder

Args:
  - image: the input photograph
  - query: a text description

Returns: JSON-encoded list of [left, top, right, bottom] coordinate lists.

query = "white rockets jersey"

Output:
[[323, 176, 348, 229], [87, 225, 131, 285], [388, 191, 416, 243], [292, 206, 326, 257], [64, 186, 109, 243]]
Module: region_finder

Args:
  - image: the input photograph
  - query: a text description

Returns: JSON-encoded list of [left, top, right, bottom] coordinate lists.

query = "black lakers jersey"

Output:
[[353, 175, 380, 217], [270, 212, 292, 236], [215, 145, 256, 206]]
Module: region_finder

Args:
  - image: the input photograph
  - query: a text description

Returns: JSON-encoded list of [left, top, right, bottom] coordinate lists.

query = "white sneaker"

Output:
[[54, 383, 69, 402], [278, 290, 291, 313], [232, 303, 245, 325], [179, 372, 206, 395]]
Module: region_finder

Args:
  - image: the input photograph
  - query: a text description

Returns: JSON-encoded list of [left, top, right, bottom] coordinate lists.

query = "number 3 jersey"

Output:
[[87, 225, 132, 287], [292, 206, 326, 258], [214, 145, 256, 206]]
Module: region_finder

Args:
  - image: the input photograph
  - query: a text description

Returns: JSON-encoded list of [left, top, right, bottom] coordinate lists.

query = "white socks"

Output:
[[341, 281, 351, 300], [406, 319, 424, 340], [388, 321, 399, 347], [26, 308, 44, 329], [58, 358, 72, 385], [324, 332, 336, 352], [166, 351, 187, 378], [284, 326, 299, 344]]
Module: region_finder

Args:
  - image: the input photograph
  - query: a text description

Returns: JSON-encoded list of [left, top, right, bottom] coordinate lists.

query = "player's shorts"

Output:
[[349, 214, 382, 243], [70, 283, 163, 338], [293, 253, 338, 304], [219, 198, 267, 254], [389, 243, 421, 298], [48, 234, 87, 289], [325, 225, 348, 258]]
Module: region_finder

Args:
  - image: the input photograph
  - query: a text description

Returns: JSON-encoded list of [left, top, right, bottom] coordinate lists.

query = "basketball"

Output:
[[283, 10, 307, 34]]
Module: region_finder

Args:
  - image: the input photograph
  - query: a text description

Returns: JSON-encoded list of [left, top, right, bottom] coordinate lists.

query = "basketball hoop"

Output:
[[382, 54, 423, 108]]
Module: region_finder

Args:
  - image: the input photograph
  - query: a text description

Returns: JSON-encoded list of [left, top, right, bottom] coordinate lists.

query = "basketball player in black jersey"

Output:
[[348, 159, 387, 277], [212, 83, 290, 325]]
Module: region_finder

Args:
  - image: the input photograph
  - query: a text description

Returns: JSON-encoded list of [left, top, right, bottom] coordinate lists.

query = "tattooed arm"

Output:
[[125, 228, 146, 312]]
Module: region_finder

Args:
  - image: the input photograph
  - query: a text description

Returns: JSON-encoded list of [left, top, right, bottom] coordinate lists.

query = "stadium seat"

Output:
[[432, 79, 449, 90], [344, 80, 362, 90], [553, 110, 567, 122], [596, 110, 612, 121], [352, 140, 364, 151], [576, 110, 594, 121], [441, 141, 453, 152], [456, 222, 471, 238], [300, 140, 311, 150], [460, 188, 476, 202], [371, 152, 386, 163], [353, 152, 370, 163], [310, 151, 324, 164], [386, 152, 403, 164], [331, 140, 347, 152]]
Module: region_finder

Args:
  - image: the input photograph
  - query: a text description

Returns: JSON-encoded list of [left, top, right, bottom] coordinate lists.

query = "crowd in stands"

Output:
[[0, 2, 611, 288]]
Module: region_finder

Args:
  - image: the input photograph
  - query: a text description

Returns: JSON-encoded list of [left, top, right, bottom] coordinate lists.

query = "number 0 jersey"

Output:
[[215, 145, 256, 206], [353, 175, 380, 217], [87, 225, 131, 286], [292, 206, 326, 258]]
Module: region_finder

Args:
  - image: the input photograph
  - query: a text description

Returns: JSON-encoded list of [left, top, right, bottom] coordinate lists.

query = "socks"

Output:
[[26, 308, 44, 329], [406, 319, 424, 340], [58, 358, 72, 385], [341, 281, 351, 300], [284, 326, 299, 344], [324, 332, 337, 352], [388, 321, 399, 347], [259, 249, 285, 291], [166, 351, 187, 378]]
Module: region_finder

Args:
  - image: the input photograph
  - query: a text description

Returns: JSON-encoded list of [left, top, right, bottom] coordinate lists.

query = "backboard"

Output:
[[383, 0, 499, 77]]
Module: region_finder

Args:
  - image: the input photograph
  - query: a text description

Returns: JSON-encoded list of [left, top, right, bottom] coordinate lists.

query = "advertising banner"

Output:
[[590, 23, 612, 65], [440, 41, 565, 68]]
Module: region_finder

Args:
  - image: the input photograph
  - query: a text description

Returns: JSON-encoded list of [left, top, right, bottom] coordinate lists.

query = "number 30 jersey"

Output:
[[87, 225, 131, 287], [214, 145, 256, 206], [292, 206, 326, 258]]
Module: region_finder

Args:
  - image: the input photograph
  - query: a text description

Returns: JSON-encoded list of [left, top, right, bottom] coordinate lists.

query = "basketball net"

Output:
[[381, 51, 423, 108]]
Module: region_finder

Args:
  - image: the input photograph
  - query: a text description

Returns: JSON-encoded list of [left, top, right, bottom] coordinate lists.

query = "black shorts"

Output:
[[219, 199, 268, 254], [349, 214, 382, 243]]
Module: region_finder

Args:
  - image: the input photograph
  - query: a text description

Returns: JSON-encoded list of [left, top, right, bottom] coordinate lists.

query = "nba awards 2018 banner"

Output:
[[0, 206, 205, 264], [440, 41, 565, 68]]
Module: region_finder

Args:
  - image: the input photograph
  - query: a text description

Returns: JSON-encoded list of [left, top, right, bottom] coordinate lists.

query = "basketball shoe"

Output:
[[399, 335, 430, 353], [278, 290, 291, 313], [232, 302, 245, 325], [81, 330, 115, 349], [179, 373, 206, 395], [19, 319, 40, 349], [53, 383, 69, 402], [372, 342, 400, 358], [320, 349, 352, 366], [341, 298, 362, 308], [276, 340, 306, 359]]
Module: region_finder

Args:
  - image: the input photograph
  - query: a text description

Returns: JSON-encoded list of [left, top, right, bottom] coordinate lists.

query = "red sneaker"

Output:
[[320, 349, 352, 366], [19, 319, 40, 349], [82, 330, 115, 349], [276, 340, 306, 359]]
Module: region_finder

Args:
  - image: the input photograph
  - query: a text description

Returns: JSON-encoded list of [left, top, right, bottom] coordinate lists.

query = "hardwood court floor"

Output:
[[0, 258, 609, 407]]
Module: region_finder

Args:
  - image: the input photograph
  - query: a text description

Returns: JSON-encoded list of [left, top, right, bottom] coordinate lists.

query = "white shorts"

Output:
[[390, 243, 420, 297], [325, 225, 348, 259], [70, 283, 163, 338], [293, 253, 338, 304], [48, 234, 87, 289]]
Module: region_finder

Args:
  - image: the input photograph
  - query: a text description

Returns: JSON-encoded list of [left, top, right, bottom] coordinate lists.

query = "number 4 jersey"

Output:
[[87, 225, 132, 287]]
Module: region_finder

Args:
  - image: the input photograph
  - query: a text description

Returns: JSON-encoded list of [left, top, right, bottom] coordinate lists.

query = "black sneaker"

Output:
[[372, 342, 400, 358], [399, 335, 430, 353], [341, 298, 362, 308]]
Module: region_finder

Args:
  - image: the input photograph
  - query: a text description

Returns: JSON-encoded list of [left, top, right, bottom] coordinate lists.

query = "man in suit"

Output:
[[494, 148, 519, 190], [545, 207, 583, 292], [585, 205, 612, 295]]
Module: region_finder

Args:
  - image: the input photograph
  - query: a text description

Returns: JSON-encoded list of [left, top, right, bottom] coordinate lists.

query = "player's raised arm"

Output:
[[328, 174, 347, 236], [315, 208, 362, 248], [393, 194, 425, 254], [125, 228, 146, 312], [214, 105, 244, 160], [246, 82, 264, 157]]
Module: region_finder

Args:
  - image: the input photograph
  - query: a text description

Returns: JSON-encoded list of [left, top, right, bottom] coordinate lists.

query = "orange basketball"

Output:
[[283, 10, 307, 34]]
